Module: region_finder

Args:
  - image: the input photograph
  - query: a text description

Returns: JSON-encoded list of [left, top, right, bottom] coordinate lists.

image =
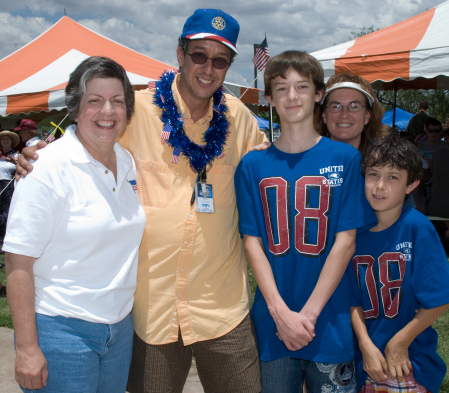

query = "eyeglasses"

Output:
[[427, 127, 442, 134], [326, 102, 366, 113], [185, 52, 230, 70]]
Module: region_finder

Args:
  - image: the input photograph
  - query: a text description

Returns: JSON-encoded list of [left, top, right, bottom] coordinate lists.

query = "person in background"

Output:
[[15, 119, 41, 148], [41, 131, 49, 141], [417, 117, 448, 163], [317, 73, 388, 154], [5, 56, 146, 392], [405, 99, 429, 142], [0, 130, 20, 245], [0, 130, 19, 297]]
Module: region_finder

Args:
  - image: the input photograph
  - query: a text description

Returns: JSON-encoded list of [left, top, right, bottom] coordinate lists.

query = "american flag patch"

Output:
[[213, 105, 220, 114], [148, 81, 156, 89], [161, 124, 173, 144], [128, 180, 138, 193], [218, 151, 225, 159], [172, 147, 181, 164]]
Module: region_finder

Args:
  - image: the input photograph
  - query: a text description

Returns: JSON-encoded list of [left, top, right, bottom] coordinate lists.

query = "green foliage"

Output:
[[349, 25, 379, 39], [258, 108, 281, 127], [375, 89, 449, 123], [0, 254, 12, 329], [435, 310, 449, 391]]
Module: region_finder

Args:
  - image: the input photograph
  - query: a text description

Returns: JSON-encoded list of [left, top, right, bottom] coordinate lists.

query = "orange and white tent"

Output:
[[0, 16, 266, 118], [311, 0, 449, 90]]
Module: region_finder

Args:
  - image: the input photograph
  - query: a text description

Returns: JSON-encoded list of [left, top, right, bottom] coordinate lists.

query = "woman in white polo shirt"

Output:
[[4, 57, 146, 393]]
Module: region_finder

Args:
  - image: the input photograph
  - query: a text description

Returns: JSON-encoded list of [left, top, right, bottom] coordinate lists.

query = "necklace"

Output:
[[154, 70, 229, 172]]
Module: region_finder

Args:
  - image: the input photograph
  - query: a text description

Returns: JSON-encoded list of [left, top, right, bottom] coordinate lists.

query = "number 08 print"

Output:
[[259, 176, 332, 258]]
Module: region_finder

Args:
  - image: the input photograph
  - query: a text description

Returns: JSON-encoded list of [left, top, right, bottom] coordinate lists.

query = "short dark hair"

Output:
[[264, 50, 325, 99], [177, 37, 236, 65], [65, 56, 135, 121], [424, 117, 442, 128], [362, 136, 423, 185], [418, 99, 429, 110]]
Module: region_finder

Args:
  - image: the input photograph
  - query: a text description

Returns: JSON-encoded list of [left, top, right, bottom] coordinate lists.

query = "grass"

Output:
[[0, 253, 12, 328]]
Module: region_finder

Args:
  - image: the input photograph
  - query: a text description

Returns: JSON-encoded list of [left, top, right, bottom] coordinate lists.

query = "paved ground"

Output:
[[0, 327, 204, 393]]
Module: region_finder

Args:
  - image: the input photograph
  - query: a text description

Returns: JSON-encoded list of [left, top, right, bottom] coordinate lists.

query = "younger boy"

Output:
[[234, 50, 375, 392], [348, 136, 449, 393]]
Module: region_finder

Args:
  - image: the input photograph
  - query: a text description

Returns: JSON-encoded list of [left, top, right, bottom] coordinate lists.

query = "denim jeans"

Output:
[[20, 313, 133, 393], [261, 356, 356, 393]]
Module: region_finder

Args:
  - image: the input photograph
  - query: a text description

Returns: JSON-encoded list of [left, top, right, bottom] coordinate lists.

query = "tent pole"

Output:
[[392, 82, 398, 128], [269, 105, 274, 142]]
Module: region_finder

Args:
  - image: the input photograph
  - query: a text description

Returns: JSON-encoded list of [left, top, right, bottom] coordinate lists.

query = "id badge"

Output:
[[195, 183, 214, 213]]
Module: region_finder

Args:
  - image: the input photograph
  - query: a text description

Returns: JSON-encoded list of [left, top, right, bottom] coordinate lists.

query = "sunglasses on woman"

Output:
[[186, 52, 230, 70]]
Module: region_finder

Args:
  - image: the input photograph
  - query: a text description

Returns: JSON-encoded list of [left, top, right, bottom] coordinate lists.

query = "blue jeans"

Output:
[[261, 356, 356, 393], [20, 313, 133, 393]]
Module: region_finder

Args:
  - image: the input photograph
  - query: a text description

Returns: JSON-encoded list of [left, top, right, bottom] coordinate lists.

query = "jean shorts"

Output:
[[20, 312, 133, 393]]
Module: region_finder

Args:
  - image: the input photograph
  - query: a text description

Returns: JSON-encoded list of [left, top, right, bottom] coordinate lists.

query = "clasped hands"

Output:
[[361, 335, 412, 383], [273, 307, 316, 351]]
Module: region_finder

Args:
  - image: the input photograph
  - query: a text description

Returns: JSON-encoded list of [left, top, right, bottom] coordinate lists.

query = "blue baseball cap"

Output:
[[181, 9, 240, 54]]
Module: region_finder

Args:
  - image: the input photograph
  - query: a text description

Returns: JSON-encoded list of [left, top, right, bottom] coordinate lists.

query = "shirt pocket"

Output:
[[207, 165, 237, 209], [136, 159, 171, 207]]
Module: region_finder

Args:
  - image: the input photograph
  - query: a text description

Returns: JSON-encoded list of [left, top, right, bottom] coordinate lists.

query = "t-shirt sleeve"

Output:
[[3, 175, 67, 258], [337, 153, 376, 233], [235, 157, 261, 237], [411, 221, 449, 309]]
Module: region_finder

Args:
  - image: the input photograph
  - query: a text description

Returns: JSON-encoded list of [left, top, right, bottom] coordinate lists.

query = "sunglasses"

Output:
[[186, 51, 230, 70], [427, 127, 442, 133]]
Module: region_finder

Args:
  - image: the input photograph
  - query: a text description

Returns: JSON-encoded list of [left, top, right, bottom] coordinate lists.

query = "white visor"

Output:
[[321, 82, 374, 107]]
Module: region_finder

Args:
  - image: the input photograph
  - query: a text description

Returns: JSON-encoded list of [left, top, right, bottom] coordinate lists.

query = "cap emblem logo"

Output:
[[212, 16, 226, 30]]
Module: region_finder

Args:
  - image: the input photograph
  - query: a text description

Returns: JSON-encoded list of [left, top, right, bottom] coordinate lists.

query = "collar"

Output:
[[62, 125, 132, 168], [26, 136, 41, 147], [171, 74, 213, 125]]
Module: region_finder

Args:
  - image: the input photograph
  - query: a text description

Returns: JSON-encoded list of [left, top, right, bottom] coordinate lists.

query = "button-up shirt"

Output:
[[118, 75, 266, 345]]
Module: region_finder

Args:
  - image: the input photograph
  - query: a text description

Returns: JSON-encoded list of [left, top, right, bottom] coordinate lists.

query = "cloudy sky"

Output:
[[0, 0, 443, 86]]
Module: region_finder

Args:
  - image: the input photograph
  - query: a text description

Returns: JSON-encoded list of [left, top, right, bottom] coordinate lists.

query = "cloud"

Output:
[[0, 0, 443, 86], [0, 13, 52, 60]]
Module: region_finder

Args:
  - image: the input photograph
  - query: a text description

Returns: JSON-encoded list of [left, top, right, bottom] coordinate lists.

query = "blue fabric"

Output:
[[347, 206, 449, 393], [235, 137, 376, 363], [382, 108, 414, 130], [20, 313, 133, 393], [261, 357, 356, 393]]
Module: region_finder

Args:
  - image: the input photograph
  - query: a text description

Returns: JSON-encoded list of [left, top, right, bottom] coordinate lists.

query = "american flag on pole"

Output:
[[252, 38, 270, 72]]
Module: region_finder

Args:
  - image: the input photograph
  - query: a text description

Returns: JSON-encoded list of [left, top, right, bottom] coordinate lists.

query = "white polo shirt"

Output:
[[4, 125, 146, 324], [26, 136, 41, 147]]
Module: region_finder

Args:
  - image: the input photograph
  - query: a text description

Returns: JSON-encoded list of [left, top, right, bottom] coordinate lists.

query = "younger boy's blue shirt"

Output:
[[235, 138, 376, 363], [348, 206, 449, 393]]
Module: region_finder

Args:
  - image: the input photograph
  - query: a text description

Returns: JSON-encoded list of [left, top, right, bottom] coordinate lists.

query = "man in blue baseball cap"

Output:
[[17, 8, 265, 393], [124, 9, 265, 392]]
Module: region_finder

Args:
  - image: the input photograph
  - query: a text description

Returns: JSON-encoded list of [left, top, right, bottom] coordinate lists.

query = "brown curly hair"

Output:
[[316, 73, 388, 154]]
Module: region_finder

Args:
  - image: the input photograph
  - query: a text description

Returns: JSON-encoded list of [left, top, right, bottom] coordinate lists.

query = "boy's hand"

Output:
[[249, 141, 271, 152], [274, 308, 315, 351], [15, 142, 46, 181], [359, 340, 388, 381], [384, 336, 412, 383]]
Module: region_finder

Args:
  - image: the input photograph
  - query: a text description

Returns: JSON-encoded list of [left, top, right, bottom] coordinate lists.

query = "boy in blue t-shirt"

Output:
[[235, 50, 375, 392], [348, 136, 449, 393]]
